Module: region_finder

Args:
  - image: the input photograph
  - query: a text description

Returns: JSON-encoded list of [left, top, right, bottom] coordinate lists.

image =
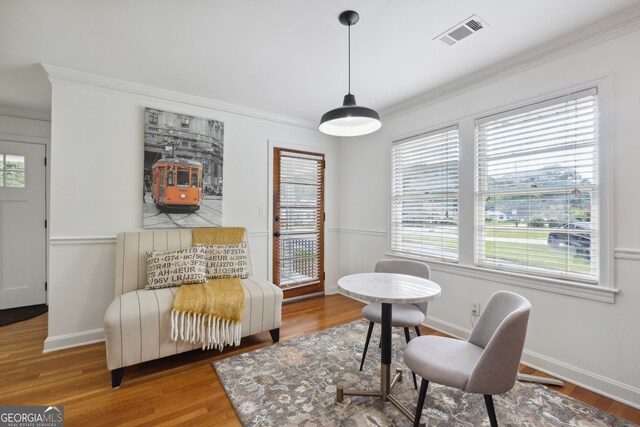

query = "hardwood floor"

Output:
[[0, 294, 638, 426]]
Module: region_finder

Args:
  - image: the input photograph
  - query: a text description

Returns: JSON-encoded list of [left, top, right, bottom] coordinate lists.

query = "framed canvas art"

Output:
[[143, 108, 224, 228]]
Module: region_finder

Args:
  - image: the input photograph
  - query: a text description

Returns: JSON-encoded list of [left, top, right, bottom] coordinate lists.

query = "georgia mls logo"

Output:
[[0, 405, 64, 426]]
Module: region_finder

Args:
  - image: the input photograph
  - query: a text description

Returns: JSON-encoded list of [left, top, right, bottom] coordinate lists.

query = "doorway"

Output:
[[0, 141, 46, 310], [273, 148, 324, 300]]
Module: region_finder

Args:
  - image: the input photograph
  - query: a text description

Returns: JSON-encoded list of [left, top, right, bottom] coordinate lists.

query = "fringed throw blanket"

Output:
[[171, 278, 245, 350], [171, 227, 247, 350]]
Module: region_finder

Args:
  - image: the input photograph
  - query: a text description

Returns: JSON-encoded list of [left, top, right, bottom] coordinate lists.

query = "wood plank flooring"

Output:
[[0, 294, 638, 426]]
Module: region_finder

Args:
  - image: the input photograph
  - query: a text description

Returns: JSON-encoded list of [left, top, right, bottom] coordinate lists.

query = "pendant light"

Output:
[[319, 10, 381, 137]]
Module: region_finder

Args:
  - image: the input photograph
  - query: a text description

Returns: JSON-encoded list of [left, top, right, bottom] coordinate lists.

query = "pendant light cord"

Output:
[[348, 23, 351, 94]]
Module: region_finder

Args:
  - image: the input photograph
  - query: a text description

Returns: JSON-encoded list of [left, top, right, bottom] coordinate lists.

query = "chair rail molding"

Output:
[[49, 231, 272, 246], [49, 236, 117, 246], [614, 248, 640, 261], [330, 227, 387, 237]]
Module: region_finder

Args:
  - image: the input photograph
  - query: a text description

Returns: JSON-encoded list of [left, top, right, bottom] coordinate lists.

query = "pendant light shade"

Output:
[[319, 11, 381, 137]]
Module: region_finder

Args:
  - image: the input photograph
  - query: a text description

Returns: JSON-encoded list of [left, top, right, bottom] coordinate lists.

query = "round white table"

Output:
[[336, 272, 441, 425]]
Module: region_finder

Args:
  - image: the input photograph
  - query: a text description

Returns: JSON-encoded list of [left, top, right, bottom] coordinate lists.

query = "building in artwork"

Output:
[[143, 108, 224, 192]]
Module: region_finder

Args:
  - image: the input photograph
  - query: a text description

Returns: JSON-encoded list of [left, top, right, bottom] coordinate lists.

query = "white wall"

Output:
[[337, 29, 640, 407], [45, 74, 338, 351], [0, 114, 50, 141]]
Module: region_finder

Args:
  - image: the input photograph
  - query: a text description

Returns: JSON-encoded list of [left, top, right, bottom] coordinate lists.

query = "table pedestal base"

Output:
[[336, 364, 426, 426]]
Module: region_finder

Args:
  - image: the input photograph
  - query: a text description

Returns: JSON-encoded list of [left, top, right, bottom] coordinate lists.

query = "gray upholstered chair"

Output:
[[403, 291, 531, 427], [360, 259, 431, 389]]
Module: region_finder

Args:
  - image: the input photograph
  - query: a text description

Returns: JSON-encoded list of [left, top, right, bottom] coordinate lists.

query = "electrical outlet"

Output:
[[471, 302, 480, 316]]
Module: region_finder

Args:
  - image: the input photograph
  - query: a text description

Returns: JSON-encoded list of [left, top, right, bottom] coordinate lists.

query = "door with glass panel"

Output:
[[273, 148, 324, 300], [0, 141, 46, 309]]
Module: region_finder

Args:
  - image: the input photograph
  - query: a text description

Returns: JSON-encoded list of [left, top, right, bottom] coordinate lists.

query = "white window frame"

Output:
[[475, 87, 600, 283], [387, 76, 616, 303], [390, 125, 460, 262]]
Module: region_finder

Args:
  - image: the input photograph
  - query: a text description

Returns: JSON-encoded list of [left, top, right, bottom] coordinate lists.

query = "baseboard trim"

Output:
[[523, 349, 640, 410], [283, 292, 325, 304], [43, 328, 105, 353], [424, 315, 640, 410]]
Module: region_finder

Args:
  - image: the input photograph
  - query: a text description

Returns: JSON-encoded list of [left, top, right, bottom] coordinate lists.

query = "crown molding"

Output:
[[41, 64, 318, 130], [382, 4, 640, 120], [0, 106, 51, 122]]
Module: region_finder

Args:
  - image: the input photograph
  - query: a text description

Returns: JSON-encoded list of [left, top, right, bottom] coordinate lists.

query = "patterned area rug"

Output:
[[213, 320, 635, 426]]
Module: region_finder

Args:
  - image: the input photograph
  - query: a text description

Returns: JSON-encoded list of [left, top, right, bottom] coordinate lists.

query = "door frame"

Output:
[[267, 140, 328, 298], [0, 135, 49, 306]]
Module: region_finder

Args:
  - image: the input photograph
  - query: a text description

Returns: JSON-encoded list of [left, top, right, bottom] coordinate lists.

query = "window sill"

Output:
[[384, 251, 618, 303]]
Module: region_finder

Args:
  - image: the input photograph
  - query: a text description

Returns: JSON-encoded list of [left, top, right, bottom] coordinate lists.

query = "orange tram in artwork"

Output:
[[151, 158, 203, 211]]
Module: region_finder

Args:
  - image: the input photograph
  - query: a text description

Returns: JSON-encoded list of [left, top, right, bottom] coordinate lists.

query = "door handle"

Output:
[[273, 232, 280, 238]]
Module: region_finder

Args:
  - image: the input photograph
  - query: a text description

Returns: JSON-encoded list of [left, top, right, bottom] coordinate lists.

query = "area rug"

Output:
[[0, 304, 47, 327], [213, 320, 635, 426]]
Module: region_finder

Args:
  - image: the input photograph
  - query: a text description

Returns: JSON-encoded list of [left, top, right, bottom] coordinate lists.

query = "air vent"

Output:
[[434, 15, 488, 46], [466, 19, 483, 32]]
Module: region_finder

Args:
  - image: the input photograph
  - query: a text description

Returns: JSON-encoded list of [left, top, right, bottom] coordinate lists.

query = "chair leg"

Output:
[[403, 327, 411, 342], [111, 368, 125, 389], [484, 394, 498, 427], [269, 328, 280, 343], [403, 327, 418, 390], [414, 325, 421, 336], [413, 379, 429, 427], [360, 321, 375, 371]]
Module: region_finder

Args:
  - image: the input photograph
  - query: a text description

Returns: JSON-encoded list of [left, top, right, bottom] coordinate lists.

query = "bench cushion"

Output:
[[104, 277, 283, 370]]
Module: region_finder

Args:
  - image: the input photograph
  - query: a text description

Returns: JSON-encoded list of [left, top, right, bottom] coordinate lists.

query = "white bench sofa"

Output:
[[103, 228, 283, 388]]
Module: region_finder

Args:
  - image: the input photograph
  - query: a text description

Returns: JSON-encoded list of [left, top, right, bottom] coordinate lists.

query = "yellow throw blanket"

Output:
[[170, 227, 246, 350]]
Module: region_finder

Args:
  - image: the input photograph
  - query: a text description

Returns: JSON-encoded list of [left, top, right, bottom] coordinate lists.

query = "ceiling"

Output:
[[1, 0, 639, 123]]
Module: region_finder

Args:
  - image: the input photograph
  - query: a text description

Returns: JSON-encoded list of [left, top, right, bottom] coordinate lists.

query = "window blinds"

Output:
[[475, 88, 598, 282], [391, 126, 459, 261]]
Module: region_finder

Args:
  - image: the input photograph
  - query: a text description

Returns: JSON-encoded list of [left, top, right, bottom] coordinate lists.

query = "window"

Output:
[[149, 111, 158, 125], [475, 88, 598, 283], [177, 170, 190, 187], [0, 154, 26, 188], [181, 117, 190, 128], [391, 126, 459, 261]]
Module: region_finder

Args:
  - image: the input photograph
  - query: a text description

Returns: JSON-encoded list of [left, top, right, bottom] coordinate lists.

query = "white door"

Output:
[[0, 141, 46, 309]]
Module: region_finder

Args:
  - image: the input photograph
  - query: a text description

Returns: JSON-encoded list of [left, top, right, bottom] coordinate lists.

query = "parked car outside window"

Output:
[[547, 223, 591, 259]]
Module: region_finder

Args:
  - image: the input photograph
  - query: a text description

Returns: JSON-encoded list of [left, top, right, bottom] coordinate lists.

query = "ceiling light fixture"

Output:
[[319, 10, 381, 137]]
